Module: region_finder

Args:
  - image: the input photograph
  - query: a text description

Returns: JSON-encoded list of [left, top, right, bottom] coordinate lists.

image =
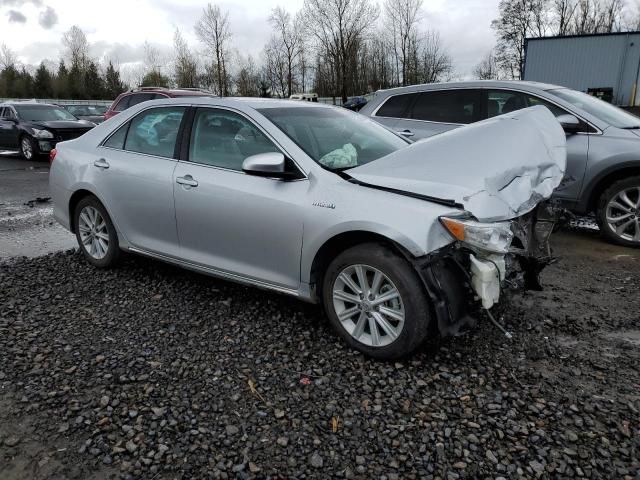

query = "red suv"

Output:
[[104, 87, 213, 120]]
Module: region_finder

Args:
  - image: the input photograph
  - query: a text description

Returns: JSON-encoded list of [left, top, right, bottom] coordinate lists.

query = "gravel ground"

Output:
[[0, 230, 638, 480]]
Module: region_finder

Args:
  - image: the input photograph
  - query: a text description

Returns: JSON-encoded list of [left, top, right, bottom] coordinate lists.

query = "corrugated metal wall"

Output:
[[524, 33, 640, 105]]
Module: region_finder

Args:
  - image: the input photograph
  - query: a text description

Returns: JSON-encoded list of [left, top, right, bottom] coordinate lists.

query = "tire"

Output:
[[20, 135, 37, 160], [74, 196, 121, 267], [321, 242, 431, 360], [596, 176, 640, 248]]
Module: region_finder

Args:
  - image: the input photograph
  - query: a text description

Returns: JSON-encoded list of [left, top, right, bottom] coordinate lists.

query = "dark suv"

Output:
[[0, 102, 94, 160], [104, 87, 213, 120]]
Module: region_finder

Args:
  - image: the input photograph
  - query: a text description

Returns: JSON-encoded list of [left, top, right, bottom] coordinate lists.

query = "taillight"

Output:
[[49, 148, 57, 164]]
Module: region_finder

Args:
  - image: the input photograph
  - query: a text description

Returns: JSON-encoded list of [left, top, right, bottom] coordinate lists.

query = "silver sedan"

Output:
[[50, 98, 566, 359]]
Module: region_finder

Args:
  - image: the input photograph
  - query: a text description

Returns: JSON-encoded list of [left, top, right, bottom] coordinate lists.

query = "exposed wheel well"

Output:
[[588, 167, 640, 212], [68, 189, 95, 233], [309, 231, 413, 299]]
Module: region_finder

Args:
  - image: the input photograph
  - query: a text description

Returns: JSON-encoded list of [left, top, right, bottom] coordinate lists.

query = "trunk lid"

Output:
[[349, 106, 567, 222]]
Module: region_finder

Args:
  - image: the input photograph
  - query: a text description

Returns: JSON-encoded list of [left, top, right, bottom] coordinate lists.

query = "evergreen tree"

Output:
[[104, 60, 126, 98], [85, 61, 104, 99], [33, 62, 54, 98], [55, 61, 69, 98], [67, 60, 86, 99]]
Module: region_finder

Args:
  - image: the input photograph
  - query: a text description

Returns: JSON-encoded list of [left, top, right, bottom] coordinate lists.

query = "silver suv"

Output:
[[50, 98, 565, 359], [360, 81, 640, 247]]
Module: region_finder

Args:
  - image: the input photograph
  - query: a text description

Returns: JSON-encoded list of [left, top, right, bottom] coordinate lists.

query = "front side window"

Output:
[[487, 90, 527, 118], [189, 108, 279, 170], [410, 90, 481, 124], [550, 88, 640, 128], [258, 106, 407, 170], [375, 93, 416, 118], [123, 107, 185, 158], [14, 105, 77, 121]]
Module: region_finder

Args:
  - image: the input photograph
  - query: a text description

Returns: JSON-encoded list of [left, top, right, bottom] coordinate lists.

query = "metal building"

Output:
[[524, 31, 640, 106]]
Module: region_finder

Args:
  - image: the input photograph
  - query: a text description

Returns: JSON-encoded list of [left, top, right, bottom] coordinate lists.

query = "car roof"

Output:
[[373, 80, 564, 96], [132, 96, 335, 111], [1, 102, 59, 107]]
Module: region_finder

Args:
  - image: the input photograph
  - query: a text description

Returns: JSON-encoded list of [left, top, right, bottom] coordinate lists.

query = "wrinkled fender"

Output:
[[300, 220, 436, 285]]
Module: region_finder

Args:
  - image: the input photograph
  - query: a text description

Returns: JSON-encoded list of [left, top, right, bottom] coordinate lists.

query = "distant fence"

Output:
[[0, 98, 113, 106]]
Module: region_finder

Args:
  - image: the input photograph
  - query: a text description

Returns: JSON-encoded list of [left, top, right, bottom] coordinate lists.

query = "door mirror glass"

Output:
[[557, 114, 581, 133], [242, 152, 290, 178]]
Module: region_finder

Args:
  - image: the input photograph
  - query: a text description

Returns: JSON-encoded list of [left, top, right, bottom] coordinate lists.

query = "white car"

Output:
[[49, 98, 566, 359]]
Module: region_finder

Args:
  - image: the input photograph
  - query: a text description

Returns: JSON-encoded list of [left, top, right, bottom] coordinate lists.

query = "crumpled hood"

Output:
[[350, 106, 567, 222]]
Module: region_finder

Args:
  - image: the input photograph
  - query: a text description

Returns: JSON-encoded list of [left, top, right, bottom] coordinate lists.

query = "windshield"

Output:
[[258, 106, 407, 170], [15, 105, 78, 122], [551, 88, 640, 129]]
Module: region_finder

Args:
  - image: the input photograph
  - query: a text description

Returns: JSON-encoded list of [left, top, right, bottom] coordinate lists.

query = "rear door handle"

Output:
[[94, 158, 110, 169], [397, 129, 414, 137], [176, 175, 198, 187]]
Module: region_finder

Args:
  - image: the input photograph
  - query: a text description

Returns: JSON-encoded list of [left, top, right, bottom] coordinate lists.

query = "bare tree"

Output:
[[491, 0, 550, 79], [263, 35, 289, 98], [551, 0, 578, 34], [195, 3, 232, 96], [473, 51, 500, 79], [173, 28, 198, 88], [417, 31, 452, 83], [384, 0, 423, 86], [62, 25, 89, 69], [0, 44, 17, 70], [304, 0, 380, 103], [268, 6, 302, 97], [235, 54, 261, 96]]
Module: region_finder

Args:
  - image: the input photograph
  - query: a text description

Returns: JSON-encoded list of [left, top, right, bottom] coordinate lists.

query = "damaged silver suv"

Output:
[[50, 98, 566, 359]]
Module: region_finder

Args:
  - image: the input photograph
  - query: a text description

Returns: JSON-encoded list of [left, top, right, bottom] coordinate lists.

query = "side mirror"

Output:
[[557, 114, 582, 133], [242, 152, 298, 179]]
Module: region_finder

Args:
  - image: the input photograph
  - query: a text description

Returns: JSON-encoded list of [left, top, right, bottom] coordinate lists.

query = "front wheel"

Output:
[[74, 196, 121, 267], [322, 243, 432, 360], [596, 176, 640, 247], [20, 135, 37, 160]]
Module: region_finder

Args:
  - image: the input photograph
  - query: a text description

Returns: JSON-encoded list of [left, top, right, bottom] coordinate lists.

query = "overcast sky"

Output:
[[1, 0, 500, 81]]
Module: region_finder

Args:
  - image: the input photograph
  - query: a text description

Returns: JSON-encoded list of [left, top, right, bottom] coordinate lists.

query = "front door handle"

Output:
[[94, 158, 110, 169], [176, 175, 198, 187], [397, 129, 414, 137]]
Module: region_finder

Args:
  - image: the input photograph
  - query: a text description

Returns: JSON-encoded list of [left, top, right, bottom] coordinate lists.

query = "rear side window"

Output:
[[123, 107, 185, 158], [113, 96, 130, 112], [188, 108, 279, 170], [411, 90, 481, 124], [127, 93, 156, 108], [375, 93, 416, 118]]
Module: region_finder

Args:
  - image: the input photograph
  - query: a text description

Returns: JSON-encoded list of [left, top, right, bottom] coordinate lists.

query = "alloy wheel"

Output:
[[605, 186, 640, 242], [332, 264, 405, 347], [21, 137, 33, 160], [78, 206, 110, 259]]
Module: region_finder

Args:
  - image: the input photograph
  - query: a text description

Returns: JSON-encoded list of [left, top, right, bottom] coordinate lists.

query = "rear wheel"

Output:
[[596, 176, 640, 247], [20, 135, 37, 160], [322, 243, 431, 360], [74, 196, 120, 267]]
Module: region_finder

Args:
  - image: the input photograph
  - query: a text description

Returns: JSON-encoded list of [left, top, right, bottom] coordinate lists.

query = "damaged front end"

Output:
[[411, 201, 566, 338]]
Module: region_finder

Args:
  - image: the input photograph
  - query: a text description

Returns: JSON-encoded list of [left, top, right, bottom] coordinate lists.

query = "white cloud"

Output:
[[0, 0, 499, 80]]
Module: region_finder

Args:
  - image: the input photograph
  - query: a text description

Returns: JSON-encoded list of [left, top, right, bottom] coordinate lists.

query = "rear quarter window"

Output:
[[113, 95, 130, 112]]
